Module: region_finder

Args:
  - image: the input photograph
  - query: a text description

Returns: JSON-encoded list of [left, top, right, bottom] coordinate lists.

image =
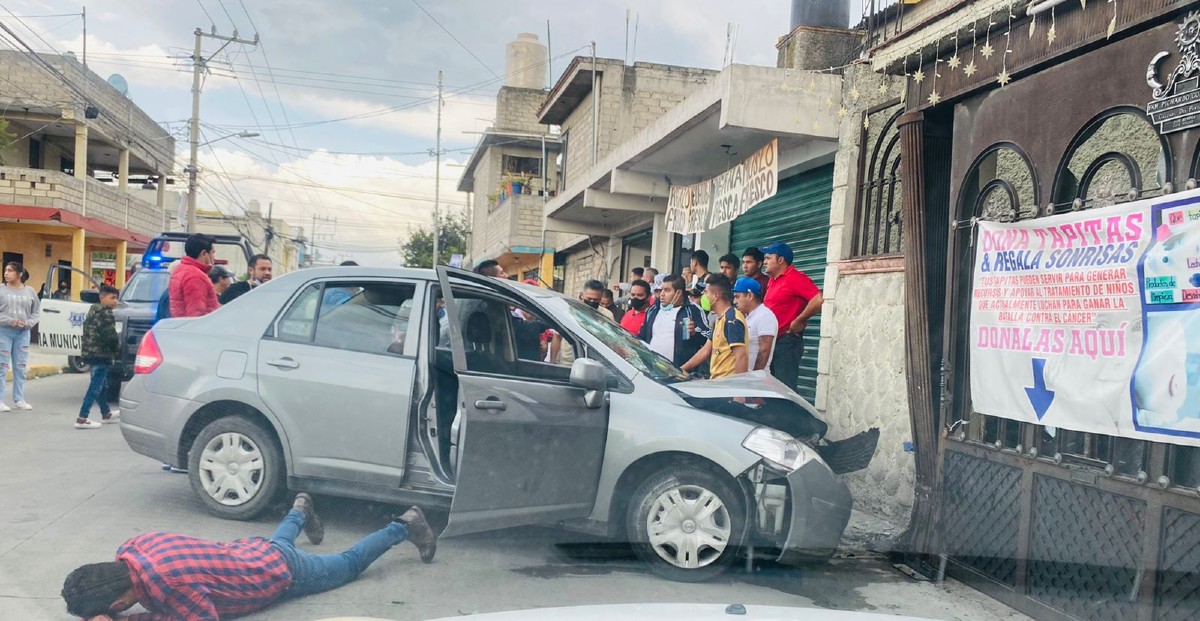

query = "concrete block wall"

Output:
[[815, 63, 915, 525], [0, 51, 175, 174], [557, 62, 717, 193], [496, 87, 549, 134], [0, 166, 159, 239]]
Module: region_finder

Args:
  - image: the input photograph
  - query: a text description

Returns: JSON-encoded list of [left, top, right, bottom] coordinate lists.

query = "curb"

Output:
[[5, 364, 63, 382]]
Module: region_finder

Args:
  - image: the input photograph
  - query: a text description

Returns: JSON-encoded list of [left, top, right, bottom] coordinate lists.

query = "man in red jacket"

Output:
[[168, 234, 220, 318]]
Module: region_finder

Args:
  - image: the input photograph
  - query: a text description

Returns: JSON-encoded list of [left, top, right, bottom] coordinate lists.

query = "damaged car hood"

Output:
[[670, 370, 821, 417]]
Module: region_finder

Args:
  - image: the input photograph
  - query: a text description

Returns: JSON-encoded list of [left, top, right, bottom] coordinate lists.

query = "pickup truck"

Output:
[[37, 232, 254, 400]]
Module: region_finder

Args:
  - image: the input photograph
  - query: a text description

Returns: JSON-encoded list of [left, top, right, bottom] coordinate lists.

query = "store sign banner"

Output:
[[665, 180, 712, 235], [969, 189, 1200, 447], [665, 139, 779, 235], [708, 138, 778, 229]]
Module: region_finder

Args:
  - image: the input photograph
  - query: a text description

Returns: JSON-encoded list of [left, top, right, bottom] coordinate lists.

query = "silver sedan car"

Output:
[[120, 266, 872, 582]]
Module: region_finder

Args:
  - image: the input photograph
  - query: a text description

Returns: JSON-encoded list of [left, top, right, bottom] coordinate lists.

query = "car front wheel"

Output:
[[626, 465, 745, 582], [66, 356, 90, 374], [188, 417, 284, 520]]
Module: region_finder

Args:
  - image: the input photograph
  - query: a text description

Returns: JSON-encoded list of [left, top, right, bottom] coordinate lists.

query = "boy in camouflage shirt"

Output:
[[76, 284, 120, 430]]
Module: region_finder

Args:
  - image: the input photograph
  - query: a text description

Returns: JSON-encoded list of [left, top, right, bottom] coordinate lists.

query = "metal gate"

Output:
[[939, 138, 1200, 621], [729, 164, 833, 403]]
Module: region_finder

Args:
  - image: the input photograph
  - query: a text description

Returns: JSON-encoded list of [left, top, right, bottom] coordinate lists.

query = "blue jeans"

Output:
[[0, 326, 30, 403], [270, 509, 408, 598], [79, 362, 111, 419]]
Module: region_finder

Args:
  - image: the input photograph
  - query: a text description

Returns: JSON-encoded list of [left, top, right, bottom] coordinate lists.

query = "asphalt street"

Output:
[[0, 373, 1028, 621]]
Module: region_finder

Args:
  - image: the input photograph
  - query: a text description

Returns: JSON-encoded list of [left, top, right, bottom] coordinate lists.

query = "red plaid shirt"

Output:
[[115, 532, 292, 620]]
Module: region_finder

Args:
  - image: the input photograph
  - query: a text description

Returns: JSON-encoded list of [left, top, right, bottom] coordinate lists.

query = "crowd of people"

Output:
[[617, 243, 824, 390], [479, 242, 823, 392]]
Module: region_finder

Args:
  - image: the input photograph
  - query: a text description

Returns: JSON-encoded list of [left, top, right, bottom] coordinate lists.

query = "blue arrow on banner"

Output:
[[1025, 358, 1055, 420]]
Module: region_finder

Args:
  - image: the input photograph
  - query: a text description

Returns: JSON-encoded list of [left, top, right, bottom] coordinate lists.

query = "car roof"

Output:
[[295, 266, 568, 300]]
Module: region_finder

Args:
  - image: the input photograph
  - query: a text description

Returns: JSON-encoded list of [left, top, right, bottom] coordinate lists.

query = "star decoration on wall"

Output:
[[964, 60, 978, 77], [850, 86, 860, 101], [912, 67, 926, 83], [998, 68, 1012, 86], [837, 106, 849, 119], [878, 82, 889, 95], [1048, 23, 1057, 44], [980, 42, 995, 58], [863, 115, 871, 129], [948, 54, 961, 69], [927, 90, 942, 105]]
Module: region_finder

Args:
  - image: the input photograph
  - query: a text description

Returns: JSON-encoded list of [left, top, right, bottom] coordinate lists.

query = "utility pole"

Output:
[[187, 26, 259, 233], [432, 70, 443, 267], [264, 201, 275, 256]]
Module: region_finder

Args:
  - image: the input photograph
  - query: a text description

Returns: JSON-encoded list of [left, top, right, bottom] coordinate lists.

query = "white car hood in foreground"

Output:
[[321, 603, 935, 621], [670, 370, 821, 417]]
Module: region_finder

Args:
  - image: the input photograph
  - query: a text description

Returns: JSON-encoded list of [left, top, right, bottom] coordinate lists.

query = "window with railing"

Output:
[[851, 101, 904, 257]]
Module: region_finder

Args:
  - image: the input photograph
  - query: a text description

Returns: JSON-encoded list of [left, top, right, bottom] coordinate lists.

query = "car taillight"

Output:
[[134, 331, 163, 374]]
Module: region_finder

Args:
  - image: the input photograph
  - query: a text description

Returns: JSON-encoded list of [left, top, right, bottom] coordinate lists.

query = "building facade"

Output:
[[0, 50, 174, 297], [853, 1, 1200, 619]]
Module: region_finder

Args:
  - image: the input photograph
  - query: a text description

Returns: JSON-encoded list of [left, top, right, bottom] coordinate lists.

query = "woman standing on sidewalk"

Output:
[[0, 262, 39, 412]]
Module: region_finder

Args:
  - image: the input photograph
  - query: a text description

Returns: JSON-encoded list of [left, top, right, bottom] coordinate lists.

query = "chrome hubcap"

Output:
[[198, 432, 265, 506], [646, 484, 732, 569]]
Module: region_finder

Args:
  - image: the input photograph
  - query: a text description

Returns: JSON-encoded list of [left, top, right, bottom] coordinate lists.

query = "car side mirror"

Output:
[[570, 358, 607, 409], [80, 290, 100, 304]]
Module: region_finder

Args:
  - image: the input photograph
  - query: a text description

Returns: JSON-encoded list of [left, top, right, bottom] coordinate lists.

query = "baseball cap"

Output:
[[761, 241, 793, 264], [732, 276, 762, 296], [210, 265, 234, 279], [652, 274, 666, 291]]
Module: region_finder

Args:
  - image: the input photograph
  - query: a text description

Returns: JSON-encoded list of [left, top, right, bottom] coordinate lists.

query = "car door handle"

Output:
[[474, 399, 507, 412], [43, 308, 61, 314], [266, 357, 300, 370]]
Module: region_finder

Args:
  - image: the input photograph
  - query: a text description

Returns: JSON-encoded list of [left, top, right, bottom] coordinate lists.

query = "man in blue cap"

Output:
[[732, 276, 778, 372], [761, 241, 823, 392]]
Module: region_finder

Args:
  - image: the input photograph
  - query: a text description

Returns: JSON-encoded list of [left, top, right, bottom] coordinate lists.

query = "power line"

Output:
[[410, 0, 499, 79], [194, 0, 216, 29]]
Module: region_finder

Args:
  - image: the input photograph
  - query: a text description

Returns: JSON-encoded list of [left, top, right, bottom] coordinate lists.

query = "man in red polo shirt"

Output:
[[761, 241, 823, 393], [620, 279, 653, 336]]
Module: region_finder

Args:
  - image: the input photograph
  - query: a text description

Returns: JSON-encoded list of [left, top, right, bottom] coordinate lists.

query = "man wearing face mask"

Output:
[[638, 274, 709, 367], [553, 279, 611, 365], [620, 279, 652, 336]]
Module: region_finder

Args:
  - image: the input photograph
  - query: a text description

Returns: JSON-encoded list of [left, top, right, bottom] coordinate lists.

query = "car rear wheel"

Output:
[[626, 465, 745, 582], [188, 417, 284, 520]]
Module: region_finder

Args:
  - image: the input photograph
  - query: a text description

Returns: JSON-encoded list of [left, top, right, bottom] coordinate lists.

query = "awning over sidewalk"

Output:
[[0, 204, 152, 247]]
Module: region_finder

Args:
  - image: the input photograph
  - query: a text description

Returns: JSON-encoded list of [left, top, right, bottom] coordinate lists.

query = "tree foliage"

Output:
[[398, 213, 469, 269]]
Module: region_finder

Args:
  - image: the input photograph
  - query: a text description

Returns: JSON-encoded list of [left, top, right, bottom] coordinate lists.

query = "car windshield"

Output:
[[562, 299, 690, 384], [121, 269, 170, 303]]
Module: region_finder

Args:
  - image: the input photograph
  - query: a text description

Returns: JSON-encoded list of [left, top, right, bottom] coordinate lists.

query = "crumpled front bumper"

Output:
[[746, 458, 853, 564]]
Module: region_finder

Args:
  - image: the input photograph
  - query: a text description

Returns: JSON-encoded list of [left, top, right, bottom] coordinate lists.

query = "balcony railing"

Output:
[[0, 166, 162, 239]]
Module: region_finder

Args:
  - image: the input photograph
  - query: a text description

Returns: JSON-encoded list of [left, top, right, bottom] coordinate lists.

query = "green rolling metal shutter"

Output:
[[728, 164, 833, 403]]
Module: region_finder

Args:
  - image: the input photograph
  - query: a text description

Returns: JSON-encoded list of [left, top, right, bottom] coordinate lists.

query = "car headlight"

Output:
[[742, 426, 816, 472]]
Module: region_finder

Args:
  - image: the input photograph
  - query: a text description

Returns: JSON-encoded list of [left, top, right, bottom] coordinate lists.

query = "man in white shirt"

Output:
[[733, 277, 778, 372], [638, 274, 708, 367]]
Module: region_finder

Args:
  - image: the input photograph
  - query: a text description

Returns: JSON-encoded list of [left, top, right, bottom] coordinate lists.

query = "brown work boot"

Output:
[[293, 493, 324, 545], [395, 506, 437, 563]]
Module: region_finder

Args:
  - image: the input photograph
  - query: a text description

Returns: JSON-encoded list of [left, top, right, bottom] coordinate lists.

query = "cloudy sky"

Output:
[[3, 0, 865, 264]]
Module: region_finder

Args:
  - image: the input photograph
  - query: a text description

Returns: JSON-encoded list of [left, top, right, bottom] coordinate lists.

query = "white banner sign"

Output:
[[970, 189, 1200, 447], [665, 138, 778, 235]]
